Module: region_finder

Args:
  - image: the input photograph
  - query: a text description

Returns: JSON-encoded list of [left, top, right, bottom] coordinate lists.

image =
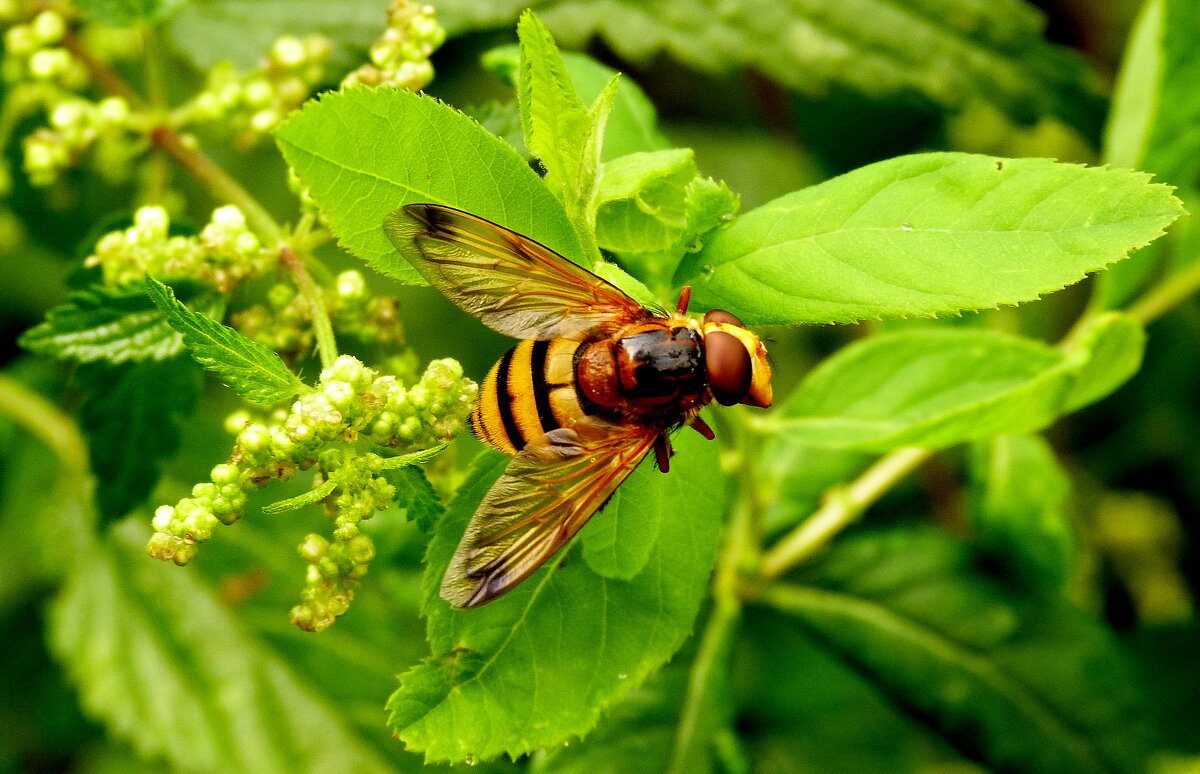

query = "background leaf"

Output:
[[76, 0, 187, 25], [1062, 312, 1146, 411], [79, 359, 200, 524], [145, 277, 304, 405], [18, 282, 221, 365], [774, 328, 1074, 452], [765, 528, 1151, 774], [433, 0, 1105, 135], [389, 430, 724, 762], [968, 434, 1075, 591], [676, 153, 1182, 324], [276, 87, 585, 283]]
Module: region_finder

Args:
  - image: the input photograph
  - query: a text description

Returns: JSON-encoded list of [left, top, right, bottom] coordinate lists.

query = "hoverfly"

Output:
[[384, 203, 772, 608]]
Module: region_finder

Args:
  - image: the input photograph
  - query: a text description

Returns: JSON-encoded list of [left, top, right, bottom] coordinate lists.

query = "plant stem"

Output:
[[758, 446, 931, 582], [280, 245, 337, 371], [1126, 256, 1200, 325], [148, 126, 284, 245], [0, 374, 89, 475]]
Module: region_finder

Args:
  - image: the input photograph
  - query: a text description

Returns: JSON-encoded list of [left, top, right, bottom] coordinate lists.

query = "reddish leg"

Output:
[[676, 286, 692, 315], [688, 415, 715, 440], [653, 433, 672, 473]]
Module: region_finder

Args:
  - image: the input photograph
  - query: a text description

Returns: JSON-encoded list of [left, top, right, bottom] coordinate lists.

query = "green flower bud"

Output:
[[31, 11, 66, 45]]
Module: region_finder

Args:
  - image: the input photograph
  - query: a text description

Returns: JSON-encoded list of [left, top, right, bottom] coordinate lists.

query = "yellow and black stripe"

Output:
[[470, 338, 590, 455]]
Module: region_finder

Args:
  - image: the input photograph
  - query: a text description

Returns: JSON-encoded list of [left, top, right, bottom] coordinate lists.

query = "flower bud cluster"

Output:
[[22, 95, 135, 186], [148, 355, 475, 629], [186, 34, 331, 148], [343, 1, 444, 91], [290, 531, 375, 632], [2, 10, 85, 90], [84, 205, 273, 291]]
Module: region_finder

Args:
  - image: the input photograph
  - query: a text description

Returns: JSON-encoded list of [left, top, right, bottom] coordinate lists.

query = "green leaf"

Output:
[[48, 520, 407, 774], [483, 45, 671, 160], [382, 465, 444, 533], [516, 11, 616, 252], [145, 276, 304, 405], [276, 86, 585, 283], [775, 328, 1074, 452], [591, 260, 660, 309], [969, 434, 1074, 591], [579, 455, 666, 581], [676, 153, 1183, 325], [437, 0, 1105, 136], [18, 282, 222, 364], [1062, 312, 1146, 411], [765, 528, 1151, 774], [595, 149, 696, 253], [75, 0, 186, 25], [262, 479, 336, 515], [389, 430, 724, 762], [1103, 0, 1164, 171], [169, 0, 383, 70], [79, 359, 200, 524]]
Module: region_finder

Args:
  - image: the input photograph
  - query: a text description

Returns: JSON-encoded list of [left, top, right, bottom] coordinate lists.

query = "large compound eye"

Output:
[[705, 331, 752, 406], [704, 309, 744, 328]]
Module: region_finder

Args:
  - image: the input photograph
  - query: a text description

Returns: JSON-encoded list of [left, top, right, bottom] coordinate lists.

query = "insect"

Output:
[[384, 203, 772, 608]]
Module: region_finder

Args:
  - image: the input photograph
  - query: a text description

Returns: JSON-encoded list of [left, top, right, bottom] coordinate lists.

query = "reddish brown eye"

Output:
[[705, 331, 752, 405], [704, 309, 744, 327]]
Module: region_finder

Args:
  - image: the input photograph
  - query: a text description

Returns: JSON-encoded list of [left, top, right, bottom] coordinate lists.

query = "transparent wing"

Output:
[[384, 203, 646, 340], [441, 418, 658, 608]]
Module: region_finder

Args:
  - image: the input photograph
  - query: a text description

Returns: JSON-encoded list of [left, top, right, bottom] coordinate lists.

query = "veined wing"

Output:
[[441, 418, 658, 608], [384, 203, 646, 340]]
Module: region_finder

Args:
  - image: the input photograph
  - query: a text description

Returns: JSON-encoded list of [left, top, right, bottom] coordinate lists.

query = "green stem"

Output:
[[0, 374, 89, 475], [280, 245, 337, 370], [1126, 256, 1200, 325], [149, 126, 284, 245], [758, 446, 931, 582]]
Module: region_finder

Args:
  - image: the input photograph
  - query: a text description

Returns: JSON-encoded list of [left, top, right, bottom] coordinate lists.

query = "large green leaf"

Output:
[[765, 528, 1151, 774], [18, 281, 221, 364], [676, 153, 1182, 325], [434, 0, 1104, 134], [276, 86, 585, 283], [774, 328, 1075, 452], [389, 430, 724, 762], [49, 520, 416, 774]]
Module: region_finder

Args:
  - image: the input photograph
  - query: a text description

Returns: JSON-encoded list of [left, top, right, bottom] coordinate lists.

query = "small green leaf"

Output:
[[1063, 312, 1146, 411], [676, 153, 1183, 325], [145, 276, 304, 405], [79, 359, 199, 524], [390, 430, 723, 762], [969, 434, 1074, 591], [595, 149, 696, 253], [766, 528, 1151, 774], [483, 45, 671, 160], [516, 11, 617, 255], [18, 281, 222, 364], [382, 465, 445, 533], [262, 479, 337, 515], [776, 328, 1074, 452], [276, 86, 584, 283], [75, 0, 186, 25], [378, 442, 450, 469]]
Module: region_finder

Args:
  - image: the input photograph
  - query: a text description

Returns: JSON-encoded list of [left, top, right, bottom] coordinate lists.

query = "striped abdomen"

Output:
[[471, 338, 590, 455]]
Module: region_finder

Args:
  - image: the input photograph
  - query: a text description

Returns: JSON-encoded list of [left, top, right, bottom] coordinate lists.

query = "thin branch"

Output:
[[1126, 257, 1200, 325], [758, 446, 931, 582], [280, 245, 338, 371]]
